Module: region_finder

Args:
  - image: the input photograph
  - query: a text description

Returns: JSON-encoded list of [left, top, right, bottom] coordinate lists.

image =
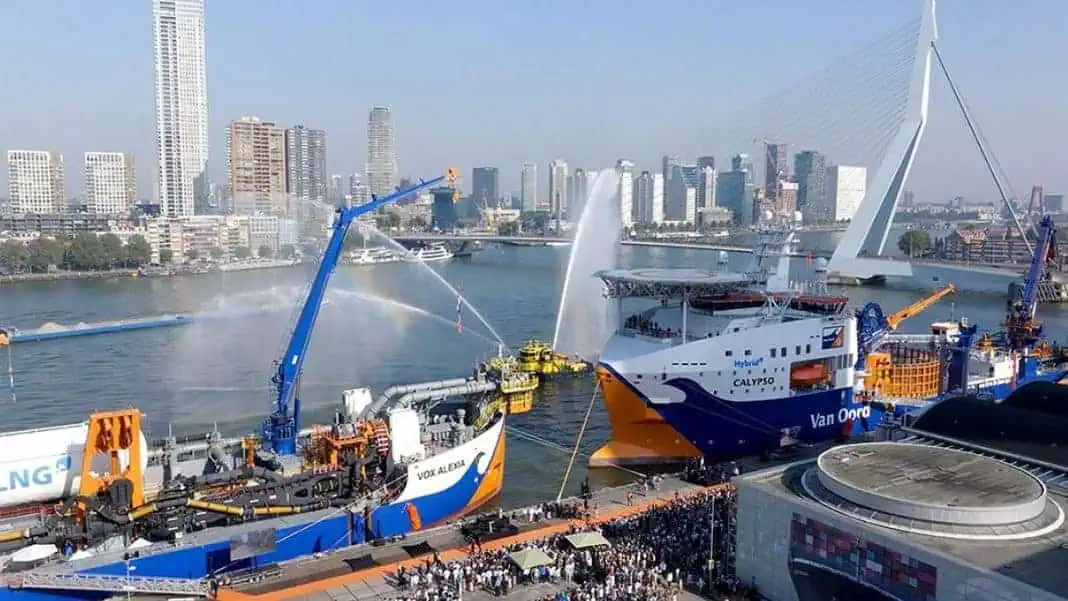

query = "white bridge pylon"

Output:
[[827, 0, 937, 281]]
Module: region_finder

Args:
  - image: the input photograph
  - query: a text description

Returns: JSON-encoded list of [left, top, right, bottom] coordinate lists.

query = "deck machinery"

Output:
[[0, 170, 471, 557]]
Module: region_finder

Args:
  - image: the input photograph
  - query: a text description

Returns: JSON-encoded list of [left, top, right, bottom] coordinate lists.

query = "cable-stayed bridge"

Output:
[[660, 0, 1034, 293]]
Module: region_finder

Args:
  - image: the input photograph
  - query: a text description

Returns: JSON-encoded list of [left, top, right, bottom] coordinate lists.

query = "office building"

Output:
[[152, 0, 208, 216], [227, 116, 287, 216], [471, 167, 499, 209], [84, 152, 136, 214], [826, 165, 867, 221], [431, 187, 457, 230], [764, 142, 788, 204], [520, 162, 537, 212], [284, 125, 327, 213], [665, 165, 698, 224], [698, 165, 716, 213], [696, 156, 715, 171], [716, 170, 750, 227], [794, 150, 828, 222], [731, 153, 754, 184], [568, 168, 589, 219], [778, 180, 799, 218], [366, 106, 396, 198], [7, 151, 65, 214], [616, 159, 635, 227], [548, 159, 568, 220], [633, 170, 664, 225]]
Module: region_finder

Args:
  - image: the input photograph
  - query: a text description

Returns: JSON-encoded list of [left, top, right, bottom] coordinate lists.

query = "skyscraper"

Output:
[[794, 150, 827, 222], [85, 152, 136, 214], [567, 168, 589, 219], [366, 106, 396, 198], [227, 117, 286, 216], [153, 0, 208, 216], [633, 170, 664, 225], [616, 159, 635, 227], [763, 142, 788, 204], [284, 125, 327, 213], [7, 151, 65, 214], [548, 160, 568, 220], [520, 162, 537, 212], [731, 153, 754, 184], [471, 167, 499, 209]]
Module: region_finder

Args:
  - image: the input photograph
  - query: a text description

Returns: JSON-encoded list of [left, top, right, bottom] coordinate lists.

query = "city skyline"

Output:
[[0, 0, 1065, 201]]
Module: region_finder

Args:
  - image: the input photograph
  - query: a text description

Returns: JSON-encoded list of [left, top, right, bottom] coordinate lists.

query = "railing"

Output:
[[6, 572, 211, 596]]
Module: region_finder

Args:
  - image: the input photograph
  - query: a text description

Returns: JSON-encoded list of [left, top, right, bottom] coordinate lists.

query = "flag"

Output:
[[455, 292, 463, 335]]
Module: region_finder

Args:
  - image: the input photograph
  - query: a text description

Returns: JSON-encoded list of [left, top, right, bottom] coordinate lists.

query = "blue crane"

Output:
[[1006, 214, 1056, 350], [264, 169, 458, 454]]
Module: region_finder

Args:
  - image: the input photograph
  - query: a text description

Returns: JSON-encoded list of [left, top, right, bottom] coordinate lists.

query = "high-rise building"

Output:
[[366, 106, 396, 198], [227, 117, 287, 216], [431, 186, 457, 230], [698, 166, 716, 211], [716, 170, 748, 226], [328, 174, 344, 205], [666, 165, 699, 224], [7, 151, 65, 214], [471, 167, 499, 209], [284, 125, 327, 213], [778, 181, 799, 218], [633, 170, 665, 225], [520, 162, 537, 212], [826, 165, 867, 221], [696, 156, 716, 171], [548, 160, 568, 220], [348, 173, 370, 207], [794, 150, 827, 222], [731, 153, 754, 184], [153, 0, 208, 216], [763, 142, 788, 203], [568, 168, 589, 219], [616, 159, 635, 228], [84, 152, 135, 214]]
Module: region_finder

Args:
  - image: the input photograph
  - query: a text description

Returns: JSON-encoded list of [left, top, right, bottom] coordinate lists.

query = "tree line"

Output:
[[0, 233, 154, 273]]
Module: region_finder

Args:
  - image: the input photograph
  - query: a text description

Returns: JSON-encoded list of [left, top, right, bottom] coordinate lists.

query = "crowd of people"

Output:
[[389, 483, 760, 601]]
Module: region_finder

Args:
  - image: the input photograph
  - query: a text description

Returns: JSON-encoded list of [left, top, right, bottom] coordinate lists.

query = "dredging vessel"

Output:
[[0, 171, 510, 598], [592, 217, 1068, 466]]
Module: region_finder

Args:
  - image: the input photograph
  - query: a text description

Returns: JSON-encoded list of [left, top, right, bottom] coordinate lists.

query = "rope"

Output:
[[556, 380, 600, 502], [509, 427, 644, 479], [5, 342, 14, 404]]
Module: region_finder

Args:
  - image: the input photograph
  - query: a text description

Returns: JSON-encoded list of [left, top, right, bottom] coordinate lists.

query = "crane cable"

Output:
[[556, 379, 600, 502]]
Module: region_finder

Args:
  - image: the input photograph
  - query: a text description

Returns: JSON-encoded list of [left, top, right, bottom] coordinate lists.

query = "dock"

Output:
[[216, 475, 719, 601]]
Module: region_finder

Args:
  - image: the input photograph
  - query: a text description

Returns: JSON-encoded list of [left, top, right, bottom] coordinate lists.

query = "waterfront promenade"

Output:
[[216, 475, 741, 601]]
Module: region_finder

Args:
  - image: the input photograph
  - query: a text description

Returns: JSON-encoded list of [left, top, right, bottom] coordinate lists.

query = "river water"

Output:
[[3, 236, 1068, 507]]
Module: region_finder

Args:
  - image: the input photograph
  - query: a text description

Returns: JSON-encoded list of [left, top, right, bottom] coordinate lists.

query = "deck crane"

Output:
[[264, 169, 458, 455], [1005, 215, 1056, 351], [854, 284, 956, 370]]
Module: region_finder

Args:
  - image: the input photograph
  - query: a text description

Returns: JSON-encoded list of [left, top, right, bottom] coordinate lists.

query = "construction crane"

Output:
[[264, 169, 459, 455], [854, 284, 956, 369], [886, 284, 956, 330], [1005, 215, 1056, 351]]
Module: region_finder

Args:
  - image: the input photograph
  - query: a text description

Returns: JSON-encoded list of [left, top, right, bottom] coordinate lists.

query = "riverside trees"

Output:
[[0, 233, 153, 273]]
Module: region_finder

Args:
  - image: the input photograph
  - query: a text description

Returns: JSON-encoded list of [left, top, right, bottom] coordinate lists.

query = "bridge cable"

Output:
[[556, 380, 601, 501]]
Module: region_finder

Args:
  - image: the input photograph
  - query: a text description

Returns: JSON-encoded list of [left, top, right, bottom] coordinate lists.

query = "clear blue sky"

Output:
[[0, 0, 1064, 204]]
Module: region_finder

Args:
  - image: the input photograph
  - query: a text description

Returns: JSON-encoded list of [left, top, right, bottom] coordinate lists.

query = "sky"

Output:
[[0, 0, 1065, 205]]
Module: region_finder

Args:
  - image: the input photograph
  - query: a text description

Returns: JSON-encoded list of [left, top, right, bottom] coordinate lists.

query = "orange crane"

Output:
[[886, 284, 956, 330]]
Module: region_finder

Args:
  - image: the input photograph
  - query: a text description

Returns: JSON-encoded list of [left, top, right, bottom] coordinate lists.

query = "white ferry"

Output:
[[406, 244, 454, 263]]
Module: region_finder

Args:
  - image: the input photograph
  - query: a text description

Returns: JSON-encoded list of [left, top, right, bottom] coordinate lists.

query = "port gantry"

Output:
[[265, 168, 459, 455]]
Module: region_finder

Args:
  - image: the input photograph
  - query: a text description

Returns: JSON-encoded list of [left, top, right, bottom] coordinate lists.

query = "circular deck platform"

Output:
[[800, 442, 1063, 540]]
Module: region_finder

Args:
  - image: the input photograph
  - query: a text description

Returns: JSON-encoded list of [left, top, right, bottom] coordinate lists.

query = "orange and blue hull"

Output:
[[1, 419, 506, 601]]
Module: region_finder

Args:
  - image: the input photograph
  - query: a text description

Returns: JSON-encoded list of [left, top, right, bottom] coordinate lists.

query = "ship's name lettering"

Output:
[[0, 458, 71, 493], [417, 459, 466, 481], [809, 406, 871, 429], [732, 377, 774, 387]]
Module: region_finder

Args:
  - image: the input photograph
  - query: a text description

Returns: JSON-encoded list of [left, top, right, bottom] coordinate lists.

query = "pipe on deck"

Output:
[[393, 381, 498, 409], [363, 378, 470, 417]]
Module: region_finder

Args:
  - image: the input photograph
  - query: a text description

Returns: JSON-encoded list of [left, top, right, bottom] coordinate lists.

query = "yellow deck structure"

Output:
[[517, 339, 591, 378], [482, 355, 539, 416]]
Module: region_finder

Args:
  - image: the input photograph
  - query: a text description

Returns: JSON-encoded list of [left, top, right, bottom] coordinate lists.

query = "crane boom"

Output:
[[265, 169, 458, 454], [1020, 215, 1055, 321], [886, 284, 955, 330]]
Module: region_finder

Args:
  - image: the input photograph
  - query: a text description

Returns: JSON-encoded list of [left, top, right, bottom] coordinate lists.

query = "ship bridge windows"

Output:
[[771, 348, 776, 358], [725, 350, 733, 357]]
